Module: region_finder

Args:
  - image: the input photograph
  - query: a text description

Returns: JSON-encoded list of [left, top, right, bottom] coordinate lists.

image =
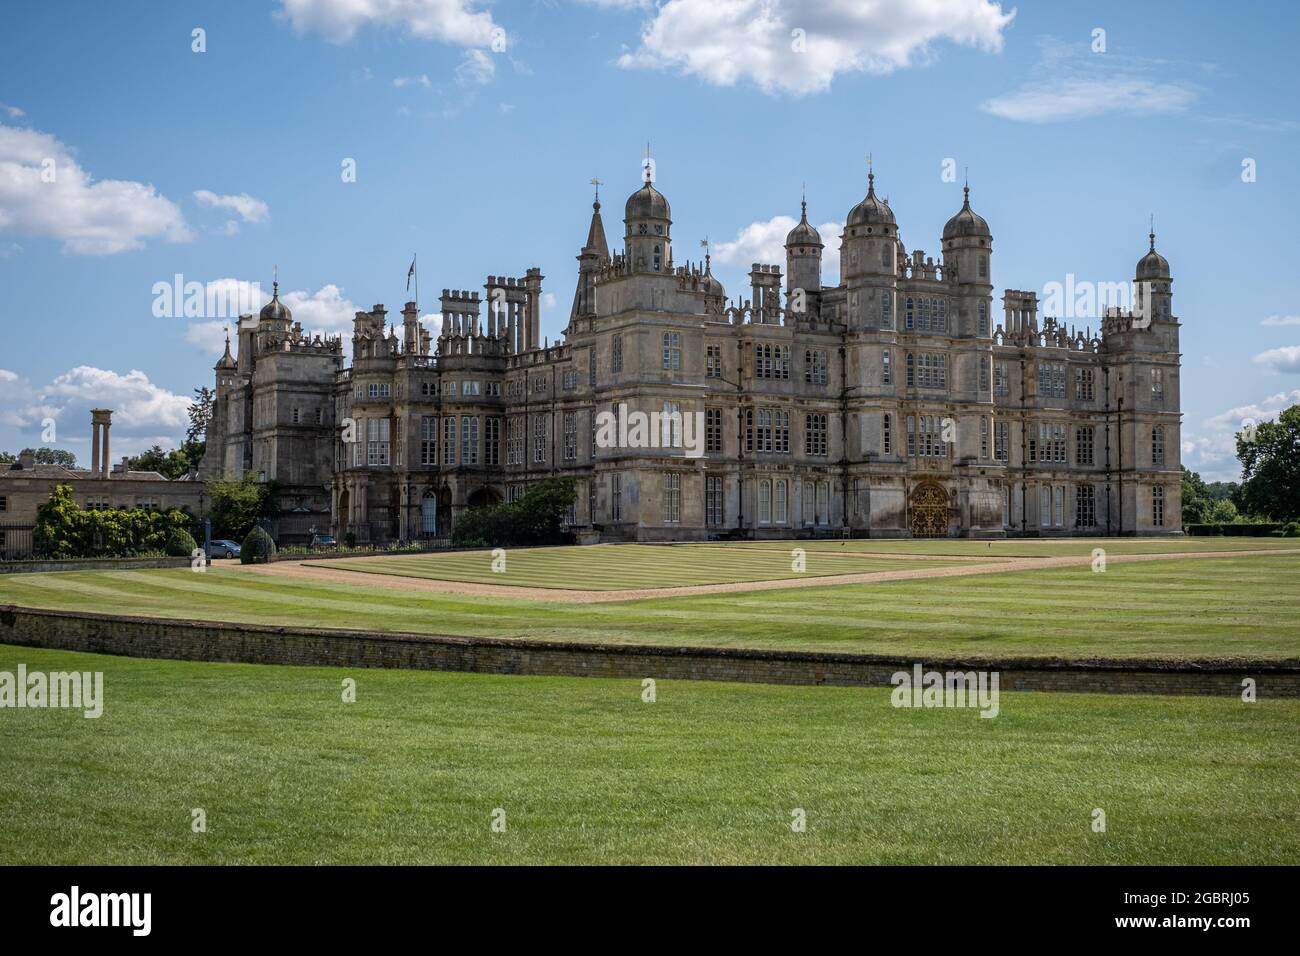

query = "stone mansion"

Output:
[[199, 162, 1182, 543]]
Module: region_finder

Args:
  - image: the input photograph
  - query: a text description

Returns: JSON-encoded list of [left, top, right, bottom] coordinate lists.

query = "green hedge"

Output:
[[1184, 523, 1285, 536], [240, 526, 277, 564], [451, 478, 577, 549], [34, 485, 198, 559]]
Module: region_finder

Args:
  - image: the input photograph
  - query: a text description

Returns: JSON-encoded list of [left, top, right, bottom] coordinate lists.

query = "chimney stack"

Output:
[[90, 408, 113, 477]]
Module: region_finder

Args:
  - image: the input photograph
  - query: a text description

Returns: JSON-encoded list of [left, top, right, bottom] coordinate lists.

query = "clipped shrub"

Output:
[[164, 528, 198, 557], [1283, 521, 1300, 538], [240, 526, 277, 564]]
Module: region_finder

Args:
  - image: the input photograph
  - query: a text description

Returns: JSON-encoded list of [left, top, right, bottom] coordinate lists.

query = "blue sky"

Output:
[[1, 0, 1297, 479]]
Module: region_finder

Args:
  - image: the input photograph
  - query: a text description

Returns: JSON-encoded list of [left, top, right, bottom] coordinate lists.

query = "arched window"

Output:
[[883, 413, 892, 455], [653, 244, 661, 271], [905, 298, 915, 330], [906, 353, 915, 387], [421, 490, 437, 536], [1152, 425, 1165, 466], [758, 480, 772, 524]]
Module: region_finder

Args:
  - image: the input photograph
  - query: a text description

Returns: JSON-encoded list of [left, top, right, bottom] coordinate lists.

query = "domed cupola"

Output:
[[215, 326, 237, 370], [847, 171, 896, 229], [943, 185, 990, 240], [624, 165, 673, 274], [786, 194, 824, 294], [1136, 229, 1170, 280], [625, 181, 671, 221], [786, 199, 823, 248], [259, 281, 292, 325]]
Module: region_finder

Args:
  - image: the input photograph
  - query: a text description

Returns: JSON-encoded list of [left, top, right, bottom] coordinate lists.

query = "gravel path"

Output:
[[240, 548, 1298, 604]]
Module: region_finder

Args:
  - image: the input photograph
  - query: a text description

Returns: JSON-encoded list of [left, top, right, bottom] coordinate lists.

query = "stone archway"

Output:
[[909, 481, 950, 538]]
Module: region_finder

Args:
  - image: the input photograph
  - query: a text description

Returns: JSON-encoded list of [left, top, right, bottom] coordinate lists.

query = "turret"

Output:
[[1135, 227, 1173, 323], [784, 194, 823, 300], [624, 161, 672, 274], [942, 183, 994, 337]]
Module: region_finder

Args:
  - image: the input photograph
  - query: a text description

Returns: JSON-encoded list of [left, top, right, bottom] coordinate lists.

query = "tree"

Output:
[[1181, 466, 1211, 525], [127, 444, 192, 480], [207, 474, 277, 540], [5, 447, 79, 468], [185, 386, 214, 465], [451, 478, 577, 548], [1235, 404, 1300, 523], [33, 484, 193, 558]]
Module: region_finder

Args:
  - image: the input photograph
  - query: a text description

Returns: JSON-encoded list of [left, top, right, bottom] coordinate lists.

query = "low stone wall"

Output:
[[0, 557, 190, 575], [0, 605, 1296, 698]]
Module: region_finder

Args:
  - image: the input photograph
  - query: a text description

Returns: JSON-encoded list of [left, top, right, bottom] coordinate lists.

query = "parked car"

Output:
[[309, 534, 337, 550], [206, 539, 242, 559]]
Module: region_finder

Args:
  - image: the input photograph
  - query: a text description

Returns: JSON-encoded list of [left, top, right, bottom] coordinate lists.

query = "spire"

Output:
[[582, 193, 609, 259], [216, 324, 236, 369], [800, 182, 807, 221], [1149, 213, 1156, 251]]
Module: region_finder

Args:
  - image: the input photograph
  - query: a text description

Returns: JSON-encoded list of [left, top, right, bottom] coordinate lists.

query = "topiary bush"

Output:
[[164, 528, 198, 557], [1283, 521, 1300, 538], [240, 526, 277, 564]]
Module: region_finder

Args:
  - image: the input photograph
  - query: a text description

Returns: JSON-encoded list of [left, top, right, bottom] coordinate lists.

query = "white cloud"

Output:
[[185, 321, 233, 356], [615, 0, 1014, 96], [179, 279, 362, 349], [1261, 315, 1300, 327], [279, 0, 503, 46], [982, 76, 1197, 123], [193, 189, 269, 223], [456, 48, 495, 85], [982, 38, 1197, 123], [713, 214, 844, 284], [0, 241, 20, 257], [1253, 346, 1300, 374], [0, 104, 23, 119], [279, 283, 362, 334], [576, 0, 653, 8], [393, 74, 433, 88], [1185, 389, 1300, 480], [0, 366, 194, 458], [0, 123, 191, 255]]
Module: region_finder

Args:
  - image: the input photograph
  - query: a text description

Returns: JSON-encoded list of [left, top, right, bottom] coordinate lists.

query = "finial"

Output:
[[800, 182, 808, 220], [590, 176, 602, 208], [1149, 214, 1155, 251]]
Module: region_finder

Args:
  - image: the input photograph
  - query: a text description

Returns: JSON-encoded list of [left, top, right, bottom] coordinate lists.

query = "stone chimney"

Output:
[[18, 449, 34, 469], [90, 408, 113, 477]]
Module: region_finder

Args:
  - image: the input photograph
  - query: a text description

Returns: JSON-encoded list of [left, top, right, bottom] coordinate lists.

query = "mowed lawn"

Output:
[[1, 646, 1295, 865], [2, 552, 1298, 659], [307, 543, 964, 589], [724, 536, 1300, 558]]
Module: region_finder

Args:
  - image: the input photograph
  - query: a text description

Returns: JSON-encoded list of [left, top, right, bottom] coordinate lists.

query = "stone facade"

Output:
[[0, 422, 205, 559], [202, 164, 1183, 543]]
